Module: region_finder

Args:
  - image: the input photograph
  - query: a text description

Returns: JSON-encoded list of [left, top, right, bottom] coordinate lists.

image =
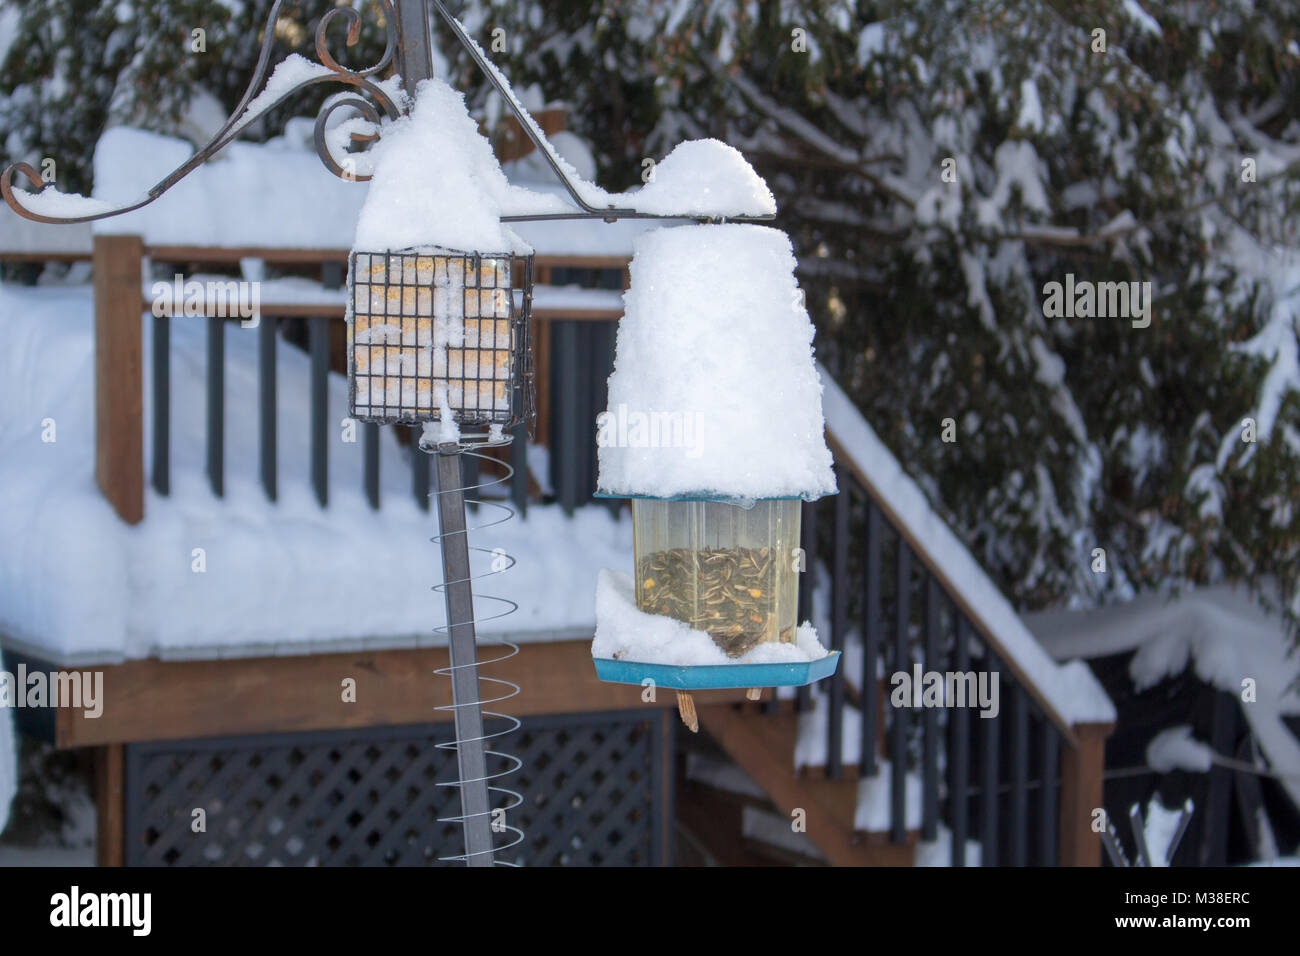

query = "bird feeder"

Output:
[[592, 223, 841, 731], [347, 248, 533, 440]]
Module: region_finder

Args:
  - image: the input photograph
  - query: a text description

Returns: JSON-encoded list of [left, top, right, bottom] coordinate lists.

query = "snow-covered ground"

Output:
[[0, 648, 13, 833], [0, 280, 633, 664]]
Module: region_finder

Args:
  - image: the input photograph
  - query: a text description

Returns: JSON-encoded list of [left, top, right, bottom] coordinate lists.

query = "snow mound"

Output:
[[15, 188, 114, 220], [597, 223, 836, 500], [0, 282, 634, 661], [592, 569, 826, 666], [354, 78, 545, 253], [1146, 725, 1214, 773], [633, 139, 777, 218]]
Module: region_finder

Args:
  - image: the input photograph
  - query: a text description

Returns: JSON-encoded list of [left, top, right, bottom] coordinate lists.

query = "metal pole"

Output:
[[396, 0, 434, 98], [434, 446, 495, 866]]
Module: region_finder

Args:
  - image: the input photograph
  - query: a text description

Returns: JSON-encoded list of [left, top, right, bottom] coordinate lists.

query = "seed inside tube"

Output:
[[636, 546, 788, 658]]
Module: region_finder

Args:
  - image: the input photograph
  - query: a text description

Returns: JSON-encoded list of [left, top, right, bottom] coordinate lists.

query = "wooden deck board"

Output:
[[55, 639, 747, 748]]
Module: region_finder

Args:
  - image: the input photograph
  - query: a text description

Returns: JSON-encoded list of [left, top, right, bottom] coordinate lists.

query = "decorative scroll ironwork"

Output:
[[1, 0, 775, 227], [1, 0, 401, 224]]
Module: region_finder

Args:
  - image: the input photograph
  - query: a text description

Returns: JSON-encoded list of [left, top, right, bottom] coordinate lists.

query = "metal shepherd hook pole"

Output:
[[400, 0, 494, 867], [433, 444, 495, 866]]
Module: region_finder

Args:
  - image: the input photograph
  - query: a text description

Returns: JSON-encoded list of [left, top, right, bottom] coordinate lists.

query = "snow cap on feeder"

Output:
[[597, 222, 834, 502], [594, 219, 836, 670], [346, 78, 536, 447]]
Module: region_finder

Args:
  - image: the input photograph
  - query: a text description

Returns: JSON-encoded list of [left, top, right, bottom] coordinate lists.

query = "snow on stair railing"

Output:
[[784, 364, 1118, 864], [817, 363, 1115, 736]]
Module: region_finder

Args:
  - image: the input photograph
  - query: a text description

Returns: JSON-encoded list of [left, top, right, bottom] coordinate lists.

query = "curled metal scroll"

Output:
[[1, 0, 401, 224]]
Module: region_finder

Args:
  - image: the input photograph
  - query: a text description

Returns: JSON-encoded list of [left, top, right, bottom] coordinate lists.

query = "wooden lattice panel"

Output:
[[123, 711, 669, 867]]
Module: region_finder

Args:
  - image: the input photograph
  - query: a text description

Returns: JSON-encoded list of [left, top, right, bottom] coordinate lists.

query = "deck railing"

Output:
[[5, 235, 1112, 866]]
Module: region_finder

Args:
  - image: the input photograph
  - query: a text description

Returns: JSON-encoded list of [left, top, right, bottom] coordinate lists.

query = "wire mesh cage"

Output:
[[347, 248, 535, 441]]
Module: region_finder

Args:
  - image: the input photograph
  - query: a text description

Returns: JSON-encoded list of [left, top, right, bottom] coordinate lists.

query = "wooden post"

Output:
[[94, 743, 126, 867], [93, 234, 145, 525], [1058, 721, 1114, 866]]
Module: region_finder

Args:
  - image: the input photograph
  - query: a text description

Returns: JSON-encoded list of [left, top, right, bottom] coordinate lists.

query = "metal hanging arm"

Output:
[[2, 0, 774, 227], [426, 0, 631, 219], [426, 0, 773, 224]]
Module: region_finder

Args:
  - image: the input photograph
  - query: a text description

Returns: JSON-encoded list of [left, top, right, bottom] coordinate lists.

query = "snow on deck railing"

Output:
[[817, 364, 1116, 729]]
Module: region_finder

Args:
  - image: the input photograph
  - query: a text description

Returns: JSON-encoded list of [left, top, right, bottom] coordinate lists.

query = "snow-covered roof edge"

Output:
[[1026, 587, 1300, 810], [818, 364, 1115, 726]]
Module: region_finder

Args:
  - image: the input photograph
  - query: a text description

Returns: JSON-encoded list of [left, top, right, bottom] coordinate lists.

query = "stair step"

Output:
[[698, 703, 916, 866]]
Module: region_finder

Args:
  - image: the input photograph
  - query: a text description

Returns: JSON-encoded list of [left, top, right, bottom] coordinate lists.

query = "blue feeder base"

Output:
[[593, 651, 840, 690]]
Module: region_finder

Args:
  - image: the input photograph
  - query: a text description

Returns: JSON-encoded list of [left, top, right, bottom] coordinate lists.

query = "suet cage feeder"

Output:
[[347, 248, 534, 444]]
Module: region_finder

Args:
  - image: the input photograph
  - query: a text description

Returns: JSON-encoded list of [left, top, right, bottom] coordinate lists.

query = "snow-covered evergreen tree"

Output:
[[4, 0, 1300, 640], [625, 0, 1300, 637]]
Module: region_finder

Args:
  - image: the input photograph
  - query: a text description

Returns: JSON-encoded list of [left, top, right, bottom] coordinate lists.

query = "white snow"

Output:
[[632, 139, 776, 218], [0, 206, 92, 256], [0, 3, 19, 67], [1027, 586, 1300, 808], [0, 648, 14, 834], [1123, 0, 1163, 36], [76, 125, 664, 255], [1146, 725, 1215, 773], [1016, 78, 1044, 133], [93, 127, 367, 247], [13, 188, 115, 220], [591, 569, 826, 666], [0, 282, 633, 662], [915, 824, 983, 867], [231, 54, 336, 136], [1141, 797, 1189, 867], [819, 368, 1116, 725], [794, 690, 861, 771], [353, 78, 547, 254], [854, 758, 922, 832], [597, 224, 836, 501]]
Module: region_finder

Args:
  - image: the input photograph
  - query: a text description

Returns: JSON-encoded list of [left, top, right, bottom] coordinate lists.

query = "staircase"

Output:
[[678, 370, 1116, 866]]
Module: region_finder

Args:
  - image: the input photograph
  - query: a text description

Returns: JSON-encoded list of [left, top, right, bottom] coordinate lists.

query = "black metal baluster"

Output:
[[1010, 682, 1029, 866], [206, 315, 224, 497], [921, 573, 940, 841], [554, 321, 579, 515], [861, 497, 882, 776], [259, 315, 276, 501], [152, 313, 170, 496], [314, 260, 343, 509], [827, 465, 849, 779], [1039, 717, 1060, 866], [364, 423, 380, 509], [981, 650, 1000, 866], [412, 425, 430, 511], [309, 315, 329, 508], [949, 614, 971, 866], [890, 537, 911, 844]]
